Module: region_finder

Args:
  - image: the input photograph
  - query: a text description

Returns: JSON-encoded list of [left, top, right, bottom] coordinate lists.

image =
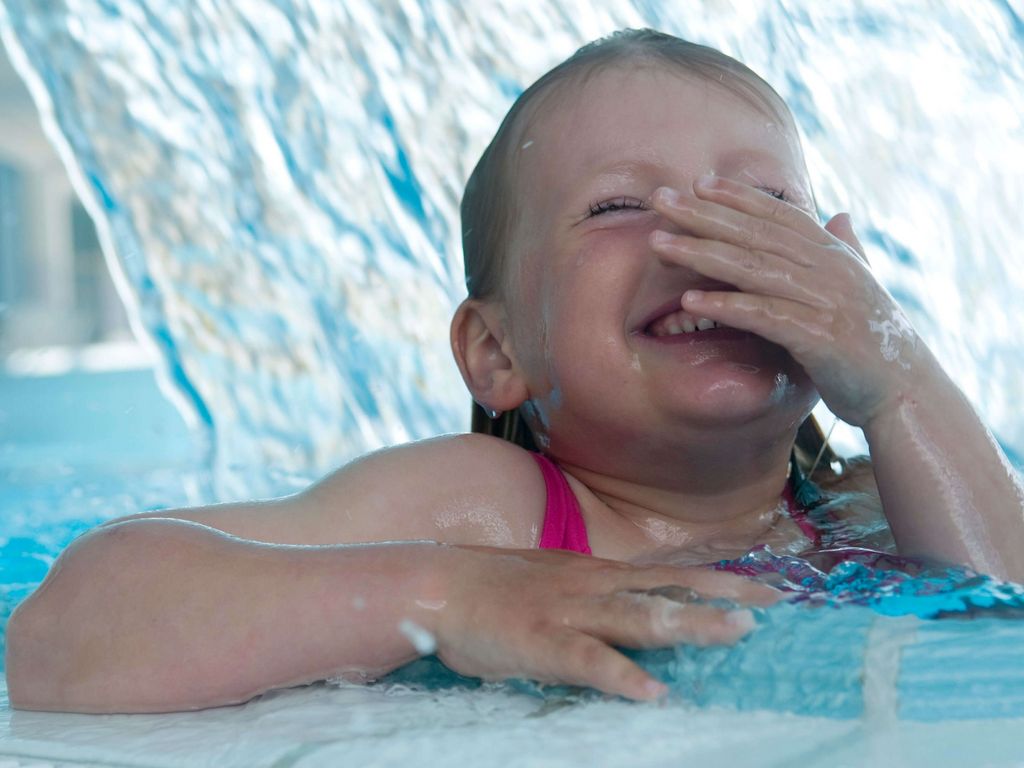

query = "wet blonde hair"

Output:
[[460, 28, 845, 484]]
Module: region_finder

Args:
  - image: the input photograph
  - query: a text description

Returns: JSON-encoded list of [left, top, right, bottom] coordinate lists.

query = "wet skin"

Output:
[[484, 67, 830, 550], [469, 66, 1024, 577]]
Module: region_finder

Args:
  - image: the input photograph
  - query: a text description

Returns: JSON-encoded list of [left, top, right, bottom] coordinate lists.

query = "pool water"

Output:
[[3, 378, 1024, 766]]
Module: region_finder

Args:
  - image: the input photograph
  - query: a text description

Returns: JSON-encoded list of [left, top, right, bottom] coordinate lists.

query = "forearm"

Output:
[[5, 518, 448, 713], [863, 348, 1024, 581]]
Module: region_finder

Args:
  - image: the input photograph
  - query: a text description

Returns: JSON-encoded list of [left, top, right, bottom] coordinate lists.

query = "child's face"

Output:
[[504, 66, 820, 460]]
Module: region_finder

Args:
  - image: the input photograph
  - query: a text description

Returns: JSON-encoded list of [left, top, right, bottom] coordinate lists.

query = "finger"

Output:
[[545, 630, 668, 701], [825, 212, 870, 266], [681, 289, 834, 355], [635, 585, 702, 603], [649, 230, 829, 309], [580, 593, 757, 649], [605, 563, 782, 606], [651, 186, 825, 265], [691, 175, 832, 246]]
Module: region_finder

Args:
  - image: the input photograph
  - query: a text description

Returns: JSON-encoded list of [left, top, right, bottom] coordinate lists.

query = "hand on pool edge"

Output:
[[428, 545, 778, 702]]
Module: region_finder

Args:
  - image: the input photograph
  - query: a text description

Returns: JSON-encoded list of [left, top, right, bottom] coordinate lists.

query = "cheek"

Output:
[[515, 236, 640, 385], [503, 269, 558, 385], [545, 286, 634, 393], [548, 241, 642, 349]]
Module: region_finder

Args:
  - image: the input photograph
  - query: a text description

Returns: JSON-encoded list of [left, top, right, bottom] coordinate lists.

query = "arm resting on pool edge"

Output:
[[4, 519, 450, 713], [4, 516, 775, 713]]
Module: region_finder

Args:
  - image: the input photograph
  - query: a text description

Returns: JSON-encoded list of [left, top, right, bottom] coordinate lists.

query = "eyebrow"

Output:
[[581, 156, 664, 181], [716, 147, 794, 170]]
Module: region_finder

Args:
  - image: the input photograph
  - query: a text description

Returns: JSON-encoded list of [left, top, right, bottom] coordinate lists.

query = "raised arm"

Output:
[[862, 348, 1024, 581], [647, 178, 1024, 580]]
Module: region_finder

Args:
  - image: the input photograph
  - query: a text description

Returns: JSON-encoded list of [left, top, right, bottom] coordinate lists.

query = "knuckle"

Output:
[[744, 217, 770, 247], [776, 201, 802, 228], [671, 608, 731, 645], [766, 196, 786, 218], [739, 250, 762, 273], [750, 296, 774, 318], [821, 309, 838, 333], [822, 309, 852, 343], [691, 621, 734, 646], [573, 638, 606, 670], [739, 222, 757, 247], [646, 611, 680, 645]]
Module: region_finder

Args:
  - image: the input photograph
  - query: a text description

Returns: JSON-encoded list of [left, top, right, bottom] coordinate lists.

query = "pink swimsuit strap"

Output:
[[782, 479, 823, 547], [532, 452, 820, 555], [531, 453, 592, 554]]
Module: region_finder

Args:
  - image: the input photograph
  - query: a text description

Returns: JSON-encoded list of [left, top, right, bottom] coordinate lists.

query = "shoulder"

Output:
[[300, 433, 548, 547], [115, 434, 548, 548], [329, 432, 540, 477], [314, 433, 544, 505]]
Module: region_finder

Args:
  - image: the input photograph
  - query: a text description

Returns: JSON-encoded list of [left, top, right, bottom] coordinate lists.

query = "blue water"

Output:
[[382, 550, 1024, 721], [2, 0, 1024, 727]]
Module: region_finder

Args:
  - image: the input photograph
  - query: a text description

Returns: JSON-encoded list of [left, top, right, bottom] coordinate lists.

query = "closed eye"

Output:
[[757, 186, 789, 202], [586, 187, 790, 220], [587, 196, 648, 217]]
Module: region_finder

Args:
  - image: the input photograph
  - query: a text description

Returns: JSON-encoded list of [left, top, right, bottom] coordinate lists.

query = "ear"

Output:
[[450, 298, 529, 412]]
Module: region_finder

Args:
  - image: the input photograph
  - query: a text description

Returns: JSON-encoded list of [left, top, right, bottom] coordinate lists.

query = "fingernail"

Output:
[[696, 173, 718, 189], [644, 679, 669, 698], [725, 609, 756, 634], [654, 186, 680, 206], [650, 230, 671, 247], [682, 289, 704, 304]]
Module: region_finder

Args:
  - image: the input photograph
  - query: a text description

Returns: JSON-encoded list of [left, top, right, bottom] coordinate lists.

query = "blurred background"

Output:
[[0, 36, 194, 478], [1, 40, 130, 357]]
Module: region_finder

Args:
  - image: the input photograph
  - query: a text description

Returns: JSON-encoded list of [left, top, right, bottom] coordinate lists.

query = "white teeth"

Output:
[[649, 310, 723, 337]]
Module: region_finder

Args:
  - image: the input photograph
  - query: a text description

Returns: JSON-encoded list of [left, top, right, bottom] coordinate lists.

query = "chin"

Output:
[[669, 366, 818, 427]]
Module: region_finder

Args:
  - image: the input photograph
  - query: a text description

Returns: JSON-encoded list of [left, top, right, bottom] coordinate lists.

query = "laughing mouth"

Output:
[[645, 307, 729, 337]]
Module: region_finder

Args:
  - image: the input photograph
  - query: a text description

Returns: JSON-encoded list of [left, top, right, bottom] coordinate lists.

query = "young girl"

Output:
[[7, 29, 1024, 714]]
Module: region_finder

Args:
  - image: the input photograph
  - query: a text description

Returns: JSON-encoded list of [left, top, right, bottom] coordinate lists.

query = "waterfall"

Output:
[[2, 1, 1021, 499]]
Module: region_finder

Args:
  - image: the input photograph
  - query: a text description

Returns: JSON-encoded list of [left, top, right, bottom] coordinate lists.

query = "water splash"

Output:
[[1, 1, 1021, 500], [868, 306, 916, 368], [387, 550, 1024, 721]]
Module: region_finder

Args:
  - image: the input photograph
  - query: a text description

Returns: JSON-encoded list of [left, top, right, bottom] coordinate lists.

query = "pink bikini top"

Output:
[[532, 452, 593, 554], [530, 452, 821, 555]]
